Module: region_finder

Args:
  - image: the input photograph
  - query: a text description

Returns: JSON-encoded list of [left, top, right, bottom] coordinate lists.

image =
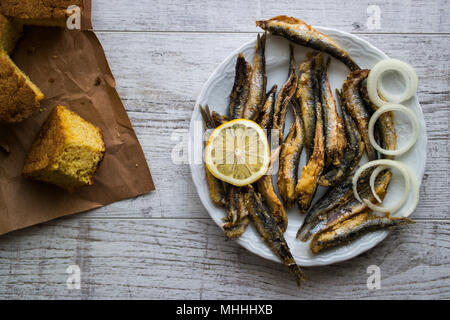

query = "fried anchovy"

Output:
[[273, 44, 298, 143], [295, 93, 325, 214], [318, 89, 364, 187], [297, 170, 372, 241], [243, 33, 267, 121], [256, 15, 360, 71], [341, 69, 378, 161], [223, 186, 251, 238], [318, 56, 346, 167], [296, 54, 318, 159], [304, 170, 392, 240], [228, 53, 252, 119], [360, 85, 397, 160], [255, 84, 287, 232], [245, 186, 306, 288], [258, 84, 278, 130], [278, 102, 304, 208], [200, 105, 227, 207], [310, 210, 414, 254]]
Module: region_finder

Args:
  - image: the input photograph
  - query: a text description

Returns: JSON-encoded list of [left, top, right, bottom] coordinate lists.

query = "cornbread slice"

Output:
[[0, 13, 22, 54], [0, 0, 83, 27], [0, 49, 44, 123], [23, 105, 106, 191], [0, 14, 43, 123]]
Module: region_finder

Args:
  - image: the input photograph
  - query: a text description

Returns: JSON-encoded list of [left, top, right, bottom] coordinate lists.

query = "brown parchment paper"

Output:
[[0, 26, 155, 235], [81, 0, 93, 30]]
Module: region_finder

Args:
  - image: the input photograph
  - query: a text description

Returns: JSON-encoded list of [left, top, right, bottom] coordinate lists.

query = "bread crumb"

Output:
[[0, 142, 10, 154]]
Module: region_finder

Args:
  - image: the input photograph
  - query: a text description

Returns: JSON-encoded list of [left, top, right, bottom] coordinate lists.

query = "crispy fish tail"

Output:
[[223, 216, 251, 238], [211, 111, 230, 126], [200, 104, 215, 129], [288, 264, 307, 288]]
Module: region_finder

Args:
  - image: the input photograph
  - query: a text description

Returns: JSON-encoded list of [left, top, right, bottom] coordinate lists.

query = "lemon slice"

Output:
[[204, 119, 270, 187]]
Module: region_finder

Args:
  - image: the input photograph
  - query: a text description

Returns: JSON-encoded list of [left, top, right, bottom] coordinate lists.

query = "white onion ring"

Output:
[[367, 59, 418, 108], [353, 160, 411, 214], [367, 164, 410, 213], [369, 103, 419, 156], [366, 164, 419, 217]]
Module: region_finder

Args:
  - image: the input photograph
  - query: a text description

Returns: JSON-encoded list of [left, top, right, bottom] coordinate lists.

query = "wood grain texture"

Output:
[[1, 0, 449, 299], [0, 218, 448, 299], [91, 0, 450, 33]]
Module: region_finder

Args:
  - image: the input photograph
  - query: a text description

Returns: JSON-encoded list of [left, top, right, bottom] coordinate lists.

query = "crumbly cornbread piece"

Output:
[[0, 0, 83, 27], [23, 105, 106, 191], [0, 14, 43, 123], [0, 13, 22, 54], [0, 50, 44, 123]]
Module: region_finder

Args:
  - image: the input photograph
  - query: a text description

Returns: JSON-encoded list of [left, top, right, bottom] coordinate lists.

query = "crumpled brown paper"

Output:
[[81, 0, 93, 29], [0, 26, 155, 235]]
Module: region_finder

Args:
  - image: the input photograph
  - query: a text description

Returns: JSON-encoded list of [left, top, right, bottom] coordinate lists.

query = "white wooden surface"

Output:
[[0, 0, 449, 299]]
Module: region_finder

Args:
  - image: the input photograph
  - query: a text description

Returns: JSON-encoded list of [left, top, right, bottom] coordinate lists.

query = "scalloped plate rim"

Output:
[[189, 26, 427, 266]]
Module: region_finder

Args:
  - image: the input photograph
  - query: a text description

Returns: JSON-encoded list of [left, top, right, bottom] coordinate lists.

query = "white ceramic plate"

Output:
[[189, 27, 427, 266]]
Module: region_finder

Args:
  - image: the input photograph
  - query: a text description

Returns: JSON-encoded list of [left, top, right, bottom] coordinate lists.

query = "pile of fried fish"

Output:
[[200, 16, 414, 288]]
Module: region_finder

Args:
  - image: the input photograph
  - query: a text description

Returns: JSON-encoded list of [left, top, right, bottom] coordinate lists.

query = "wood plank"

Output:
[[91, 0, 450, 33], [96, 33, 449, 99], [79, 32, 449, 219], [0, 218, 448, 299]]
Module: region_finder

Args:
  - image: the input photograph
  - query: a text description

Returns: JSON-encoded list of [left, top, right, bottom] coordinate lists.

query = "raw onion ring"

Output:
[[353, 160, 411, 214], [368, 103, 419, 156], [367, 59, 418, 108]]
